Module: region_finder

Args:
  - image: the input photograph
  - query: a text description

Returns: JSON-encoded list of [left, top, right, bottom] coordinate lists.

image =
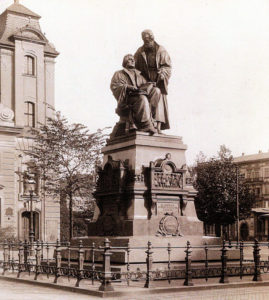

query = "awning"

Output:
[[258, 214, 269, 219]]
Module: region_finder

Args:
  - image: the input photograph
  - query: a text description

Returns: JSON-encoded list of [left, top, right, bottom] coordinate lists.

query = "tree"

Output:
[[30, 113, 107, 239], [194, 145, 255, 230]]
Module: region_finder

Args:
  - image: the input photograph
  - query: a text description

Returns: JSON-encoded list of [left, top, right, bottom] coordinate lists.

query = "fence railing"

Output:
[[0, 238, 268, 292]]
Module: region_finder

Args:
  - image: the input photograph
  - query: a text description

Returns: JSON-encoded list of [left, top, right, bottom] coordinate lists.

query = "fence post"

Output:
[[183, 241, 193, 286], [253, 239, 262, 281], [144, 241, 153, 288], [8, 241, 11, 268], [204, 243, 208, 282], [41, 240, 44, 261], [23, 240, 30, 275], [46, 242, 50, 278], [239, 240, 244, 279], [54, 239, 62, 283], [219, 240, 229, 283], [167, 243, 171, 284], [99, 238, 114, 292], [67, 242, 71, 282], [17, 241, 24, 278], [11, 241, 14, 273], [75, 240, 84, 287], [2, 240, 9, 275], [127, 242, 130, 286], [91, 242, 95, 285], [34, 240, 41, 280]]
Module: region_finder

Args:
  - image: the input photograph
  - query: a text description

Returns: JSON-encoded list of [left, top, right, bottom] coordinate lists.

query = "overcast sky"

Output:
[[1, 0, 269, 164]]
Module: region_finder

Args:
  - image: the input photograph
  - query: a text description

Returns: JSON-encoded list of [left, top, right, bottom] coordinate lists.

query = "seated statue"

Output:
[[110, 54, 162, 137], [134, 30, 171, 133]]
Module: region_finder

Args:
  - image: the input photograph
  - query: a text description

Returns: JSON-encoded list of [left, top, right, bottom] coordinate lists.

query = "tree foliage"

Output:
[[194, 145, 255, 226], [30, 114, 107, 239]]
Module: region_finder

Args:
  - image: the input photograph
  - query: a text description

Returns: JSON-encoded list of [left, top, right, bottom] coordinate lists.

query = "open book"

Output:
[[129, 82, 155, 96]]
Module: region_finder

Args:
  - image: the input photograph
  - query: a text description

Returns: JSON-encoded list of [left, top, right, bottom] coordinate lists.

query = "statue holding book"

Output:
[[110, 54, 161, 135]]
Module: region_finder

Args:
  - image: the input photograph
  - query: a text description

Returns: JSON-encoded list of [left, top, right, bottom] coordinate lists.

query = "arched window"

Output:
[[24, 101, 35, 127], [24, 55, 35, 75]]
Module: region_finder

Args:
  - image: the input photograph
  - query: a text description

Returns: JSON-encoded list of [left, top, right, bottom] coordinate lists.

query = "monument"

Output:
[[82, 30, 214, 263]]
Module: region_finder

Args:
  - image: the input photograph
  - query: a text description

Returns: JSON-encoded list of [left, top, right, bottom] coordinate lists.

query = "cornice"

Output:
[[0, 125, 23, 135], [12, 35, 46, 45]]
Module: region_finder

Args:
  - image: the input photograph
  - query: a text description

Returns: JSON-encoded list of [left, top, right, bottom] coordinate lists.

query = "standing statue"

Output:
[[134, 30, 171, 133], [110, 54, 162, 135]]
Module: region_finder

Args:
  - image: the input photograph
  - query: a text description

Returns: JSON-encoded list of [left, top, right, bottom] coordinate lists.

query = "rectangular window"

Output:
[[265, 168, 269, 178], [239, 173, 245, 180], [24, 56, 35, 75], [256, 188, 261, 196], [254, 171, 260, 178], [24, 102, 35, 127], [265, 184, 269, 195]]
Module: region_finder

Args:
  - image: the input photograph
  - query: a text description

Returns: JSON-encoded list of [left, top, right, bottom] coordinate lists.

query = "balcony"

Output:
[[245, 177, 264, 183]]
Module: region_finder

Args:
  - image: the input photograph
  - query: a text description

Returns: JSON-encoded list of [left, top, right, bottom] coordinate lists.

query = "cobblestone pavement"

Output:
[[2, 280, 269, 300]]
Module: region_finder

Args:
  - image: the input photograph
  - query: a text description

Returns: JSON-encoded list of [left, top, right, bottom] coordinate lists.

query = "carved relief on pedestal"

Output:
[[149, 153, 186, 217], [150, 153, 185, 190], [96, 155, 127, 193], [95, 156, 129, 235], [157, 213, 182, 236]]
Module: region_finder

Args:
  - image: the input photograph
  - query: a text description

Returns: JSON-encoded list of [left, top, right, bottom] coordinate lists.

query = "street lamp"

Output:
[[24, 176, 36, 255], [236, 165, 239, 246]]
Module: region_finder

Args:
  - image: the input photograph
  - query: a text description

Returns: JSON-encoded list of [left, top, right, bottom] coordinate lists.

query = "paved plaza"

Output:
[[2, 279, 269, 300]]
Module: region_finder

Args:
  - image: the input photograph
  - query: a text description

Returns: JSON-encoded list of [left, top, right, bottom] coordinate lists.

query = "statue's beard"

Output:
[[144, 41, 154, 50]]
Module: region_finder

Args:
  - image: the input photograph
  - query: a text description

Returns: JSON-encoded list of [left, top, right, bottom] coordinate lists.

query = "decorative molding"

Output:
[[0, 104, 14, 124], [150, 153, 185, 190], [11, 25, 48, 45], [157, 213, 182, 236]]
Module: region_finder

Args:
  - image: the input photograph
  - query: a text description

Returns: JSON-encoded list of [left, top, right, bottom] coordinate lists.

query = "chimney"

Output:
[[242, 153, 245, 156], [258, 150, 262, 154]]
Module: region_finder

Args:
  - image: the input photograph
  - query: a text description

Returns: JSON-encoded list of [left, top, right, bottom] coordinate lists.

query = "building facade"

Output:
[[234, 151, 269, 241], [0, 1, 60, 241]]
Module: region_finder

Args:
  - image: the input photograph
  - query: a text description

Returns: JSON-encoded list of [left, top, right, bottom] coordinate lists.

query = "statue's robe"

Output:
[[134, 43, 171, 130], [110, 68, 159, 133]]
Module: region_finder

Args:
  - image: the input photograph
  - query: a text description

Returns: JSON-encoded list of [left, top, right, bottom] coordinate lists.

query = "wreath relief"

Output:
[[157, 212, 182, 236]]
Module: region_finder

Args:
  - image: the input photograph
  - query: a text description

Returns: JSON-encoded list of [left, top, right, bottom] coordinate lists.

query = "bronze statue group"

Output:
[[110, 30, 171, 137]]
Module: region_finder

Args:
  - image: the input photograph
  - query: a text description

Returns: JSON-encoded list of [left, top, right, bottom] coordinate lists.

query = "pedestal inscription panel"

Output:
[[157, 202, 179, 216]]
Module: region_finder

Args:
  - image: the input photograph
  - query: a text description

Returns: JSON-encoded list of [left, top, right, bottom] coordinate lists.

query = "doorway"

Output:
[[240, 222, 249, 241], [21, 211, 39, 241]]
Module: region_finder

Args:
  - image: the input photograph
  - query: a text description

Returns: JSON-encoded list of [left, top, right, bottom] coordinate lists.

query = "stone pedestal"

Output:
[[88, 131, 203, 239]]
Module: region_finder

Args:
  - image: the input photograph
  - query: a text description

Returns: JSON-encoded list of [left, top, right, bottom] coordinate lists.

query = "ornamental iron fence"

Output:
[[0, 238, 268, 292]]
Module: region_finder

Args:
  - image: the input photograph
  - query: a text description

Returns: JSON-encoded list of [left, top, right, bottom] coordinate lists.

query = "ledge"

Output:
[[103, 131, 187, 154], [0, 125, 23, 135]]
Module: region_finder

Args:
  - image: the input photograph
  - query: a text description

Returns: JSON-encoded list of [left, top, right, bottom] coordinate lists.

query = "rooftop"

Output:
[[234, 151, 269, 164], [0, 1, 58, 56], [4, 1, 40, 19]]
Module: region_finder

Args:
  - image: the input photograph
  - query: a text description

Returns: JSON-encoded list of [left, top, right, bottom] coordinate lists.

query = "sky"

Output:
[[1, 0, 269, 164]]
